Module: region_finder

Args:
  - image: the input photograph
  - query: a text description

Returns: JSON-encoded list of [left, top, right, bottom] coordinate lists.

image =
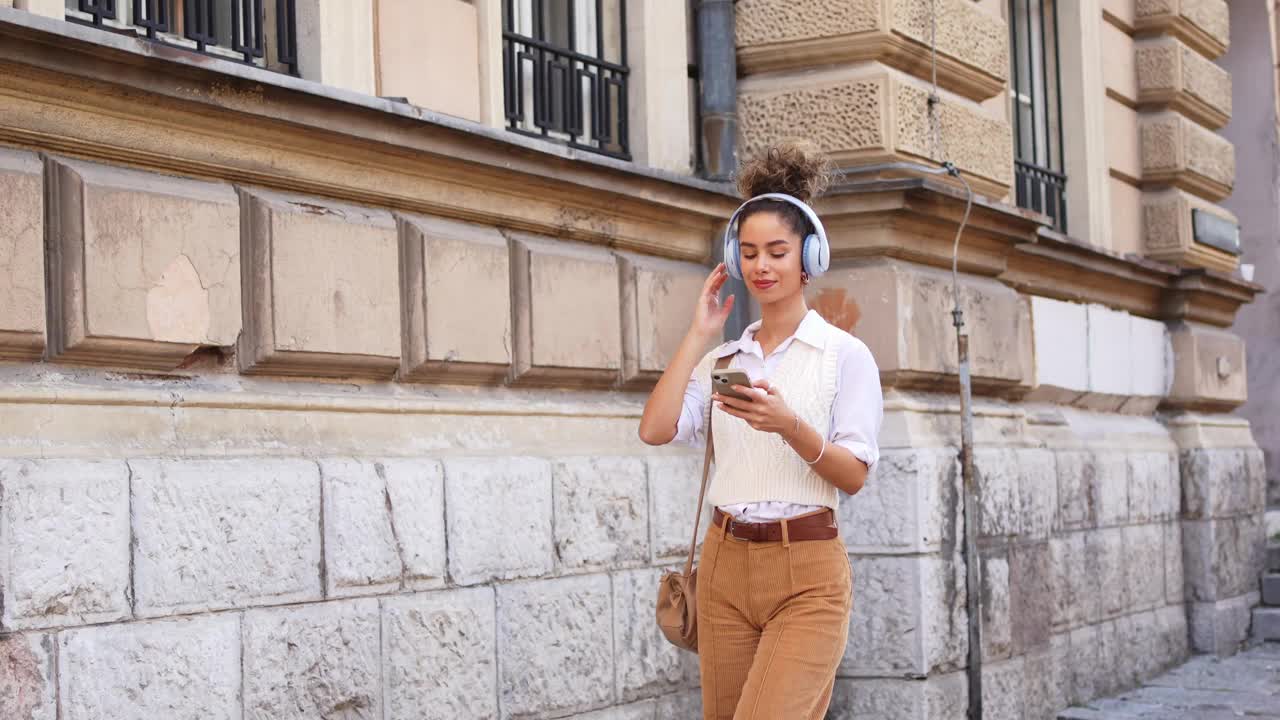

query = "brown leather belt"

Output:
[[712, 507, 839, 542]]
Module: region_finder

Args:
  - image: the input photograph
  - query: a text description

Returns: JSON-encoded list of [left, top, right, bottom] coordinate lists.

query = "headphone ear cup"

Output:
[[802, 233, 825, 278], [724, 233, 742, 280]]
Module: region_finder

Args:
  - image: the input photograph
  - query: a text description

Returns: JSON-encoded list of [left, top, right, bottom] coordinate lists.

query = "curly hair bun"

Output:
[[735, 140, 834, 203]]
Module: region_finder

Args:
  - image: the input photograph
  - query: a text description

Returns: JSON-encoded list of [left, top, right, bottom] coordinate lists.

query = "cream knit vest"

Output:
[[704, 329, 841, 509]]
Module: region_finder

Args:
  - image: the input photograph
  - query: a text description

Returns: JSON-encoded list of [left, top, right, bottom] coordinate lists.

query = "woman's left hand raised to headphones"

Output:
[[689, 262, 737, 342], [713, 379, 796, 437], [638, 262, 737, 446]]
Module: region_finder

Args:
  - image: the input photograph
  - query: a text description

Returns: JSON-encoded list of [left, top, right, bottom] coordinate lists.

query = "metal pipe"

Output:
[[696, 0, 736, 181], [845, 158, 983, 718]]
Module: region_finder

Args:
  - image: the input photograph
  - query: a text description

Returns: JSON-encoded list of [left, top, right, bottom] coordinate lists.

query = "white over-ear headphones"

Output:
[[722, 193, 831, 281]]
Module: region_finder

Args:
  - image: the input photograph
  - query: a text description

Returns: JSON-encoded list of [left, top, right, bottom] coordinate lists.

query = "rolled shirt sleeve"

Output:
[[671, 371, 709, 449], [829, 338, 884, 472]]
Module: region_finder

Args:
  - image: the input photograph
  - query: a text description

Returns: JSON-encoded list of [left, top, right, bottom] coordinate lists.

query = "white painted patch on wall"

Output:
[[1030, 296, 1172, 402], [1030, 295, 1088, 392]]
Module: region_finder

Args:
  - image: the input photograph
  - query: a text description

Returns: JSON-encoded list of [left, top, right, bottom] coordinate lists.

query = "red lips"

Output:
[[752, 279, 777, 290]]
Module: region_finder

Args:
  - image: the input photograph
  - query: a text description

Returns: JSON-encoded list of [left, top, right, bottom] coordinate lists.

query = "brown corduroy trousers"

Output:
[[695, 513, 853, 720]]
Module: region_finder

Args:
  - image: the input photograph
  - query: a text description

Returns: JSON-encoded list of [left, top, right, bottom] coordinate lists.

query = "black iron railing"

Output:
[[502, 0, 630, 160], [1015, 160, 1067, 229], [1008, 0, 1066, 232], [65, 0, 297, 74]]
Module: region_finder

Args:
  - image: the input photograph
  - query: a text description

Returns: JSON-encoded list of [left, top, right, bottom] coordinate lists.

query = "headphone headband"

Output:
[[722, 193, 830, 280], [726, 193, 827, 242]]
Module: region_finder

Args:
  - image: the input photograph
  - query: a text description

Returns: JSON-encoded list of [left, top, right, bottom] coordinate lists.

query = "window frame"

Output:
[[501, 0, 631, 160], [1008, 0, 1068, 232]]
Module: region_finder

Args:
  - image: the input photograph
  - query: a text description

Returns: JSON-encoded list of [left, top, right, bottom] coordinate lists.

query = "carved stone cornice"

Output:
[[818, 176, 1043, 278], [820, 179, 1260, 329], [1003, 229, 1177, 320], [1161, 268, 1263, 328]]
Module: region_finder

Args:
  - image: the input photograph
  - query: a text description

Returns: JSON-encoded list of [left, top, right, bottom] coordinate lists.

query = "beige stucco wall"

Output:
[[295, 0, 378, 94], [376, 0, 482, 122]]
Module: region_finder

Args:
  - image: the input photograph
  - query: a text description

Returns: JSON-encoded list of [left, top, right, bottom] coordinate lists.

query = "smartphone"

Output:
[[711, 369, 756, 402]]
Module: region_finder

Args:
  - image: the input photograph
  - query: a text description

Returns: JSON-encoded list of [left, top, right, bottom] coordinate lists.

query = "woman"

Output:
[[639, 142, 883, 720]]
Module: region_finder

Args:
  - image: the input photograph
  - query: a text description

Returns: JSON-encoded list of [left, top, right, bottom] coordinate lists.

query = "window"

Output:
[[502, 0, 630, 159], [63, 0, 297, 74], [1008, 0, 1066, 231]]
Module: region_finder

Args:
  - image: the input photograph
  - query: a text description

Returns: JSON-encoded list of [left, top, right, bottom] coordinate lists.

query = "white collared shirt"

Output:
[[672, 310, 884, 522]]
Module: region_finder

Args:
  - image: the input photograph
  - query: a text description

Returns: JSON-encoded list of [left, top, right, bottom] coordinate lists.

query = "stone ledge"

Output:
[[1136, 36, 1232, 129], [735, 0, 1008, 102], [819, 177, 1042, 279], [1134, 0, 1230, 59]]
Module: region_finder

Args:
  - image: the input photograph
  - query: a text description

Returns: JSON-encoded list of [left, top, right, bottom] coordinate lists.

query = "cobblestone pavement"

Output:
[[1059, 643, 1280, 719]]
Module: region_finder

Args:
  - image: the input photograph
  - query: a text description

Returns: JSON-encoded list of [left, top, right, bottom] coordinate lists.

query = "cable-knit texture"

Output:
[[703, 333, 842, 509]]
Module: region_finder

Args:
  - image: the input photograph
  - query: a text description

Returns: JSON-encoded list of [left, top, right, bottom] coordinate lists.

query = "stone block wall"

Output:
[[0, 417, 1218, 720], [0, 455, 705, 720], [822, 404, 1196, 719]]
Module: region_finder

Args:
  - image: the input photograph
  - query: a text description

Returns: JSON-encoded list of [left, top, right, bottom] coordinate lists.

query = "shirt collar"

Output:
[[713, 309, 828, 359]]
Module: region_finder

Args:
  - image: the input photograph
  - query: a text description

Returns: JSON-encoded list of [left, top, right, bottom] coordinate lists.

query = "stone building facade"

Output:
[[0, 1, 1272, 720]]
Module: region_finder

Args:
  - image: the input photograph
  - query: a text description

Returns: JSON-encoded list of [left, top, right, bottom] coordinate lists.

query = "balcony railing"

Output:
[[502, 0, 630, 160], [1015, 160, 1067, 231], [64, 0, 297, 74]]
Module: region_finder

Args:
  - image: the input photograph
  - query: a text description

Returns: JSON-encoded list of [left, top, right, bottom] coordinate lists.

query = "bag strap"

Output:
[[684, 353, 735, 576]]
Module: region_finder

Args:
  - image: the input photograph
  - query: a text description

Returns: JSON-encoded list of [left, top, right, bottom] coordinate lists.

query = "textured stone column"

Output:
[[1128, 0, 1239, 272], [735, 0, 1012, 197]]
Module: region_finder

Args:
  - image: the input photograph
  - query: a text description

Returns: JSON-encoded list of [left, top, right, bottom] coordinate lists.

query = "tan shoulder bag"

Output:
[[655, 355, 733, 653]]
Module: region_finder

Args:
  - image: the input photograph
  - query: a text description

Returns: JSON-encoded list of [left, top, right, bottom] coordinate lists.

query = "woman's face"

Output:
[[738, 211, 805, 303]]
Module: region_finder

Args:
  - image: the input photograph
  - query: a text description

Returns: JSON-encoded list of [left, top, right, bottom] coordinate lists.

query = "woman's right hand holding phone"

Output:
[[690, 263, 736, 342]]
